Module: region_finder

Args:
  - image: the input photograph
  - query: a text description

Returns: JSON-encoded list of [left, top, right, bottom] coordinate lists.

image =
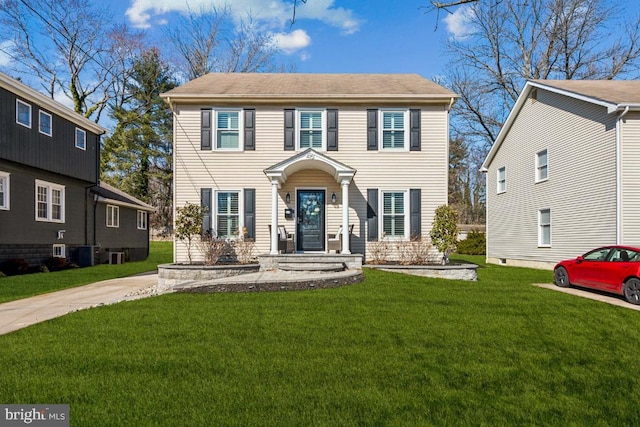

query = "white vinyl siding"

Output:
[[216, 191, 240, 238], [620, 112, 640, 244], [381, 191, 408, 238], [497, 167, 506, 193], [17, 99, 31, 128], [39, 110, 52, 136], [298, 110, 324, 150], [216, 110, 241, 150], [380, 110, 408, 150], [137, 210, 148, 230], [107, 205, 119, 228], [536, 149, 548, 182], [538, 208, 551, 247], [35, 180, 65, 223], [172, 105, 449, 263], [75, 128, 86, 150], [485, 88, 617, 267], [0, 172, 9, 210]]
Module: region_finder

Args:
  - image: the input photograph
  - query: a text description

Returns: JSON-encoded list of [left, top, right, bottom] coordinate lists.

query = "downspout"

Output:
[[616, 106, 630, 244]]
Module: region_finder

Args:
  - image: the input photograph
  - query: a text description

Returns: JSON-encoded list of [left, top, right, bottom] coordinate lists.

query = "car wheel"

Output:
[[554, 266, 571, 287], [623, 278, 640, 305]]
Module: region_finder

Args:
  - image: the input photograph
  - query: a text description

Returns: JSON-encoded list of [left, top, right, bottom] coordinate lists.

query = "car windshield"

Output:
[[582, 248, 611, 261]]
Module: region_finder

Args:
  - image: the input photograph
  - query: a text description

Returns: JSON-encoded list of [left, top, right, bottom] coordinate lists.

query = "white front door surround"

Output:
[[264, 149, 356, 254]]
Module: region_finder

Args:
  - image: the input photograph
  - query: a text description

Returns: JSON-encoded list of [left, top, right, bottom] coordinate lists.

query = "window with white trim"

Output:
[[107, 205, 119, 228], [216, 110, 241, 150], [39, 110, 52, 136], [538, 208, 551, 247], [0, 172, 9, 210], [137, 210, 148, 230], [298, 110, 325, 150], [35, 180, 65, 223], [381, 191, 408, 238], [216, 191, 240, 238], [497, 167, 506, 193], [536, 149, 548, 182], [53, 244, 65, 258], [380, 110, 408, 150], [17, 99, 31, 128], [75, 128, 86, 150]]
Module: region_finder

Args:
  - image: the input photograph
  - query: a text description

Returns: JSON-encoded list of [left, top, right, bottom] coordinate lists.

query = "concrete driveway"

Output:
[[0, 273, 160, 336], [535, 283, 640, 311]]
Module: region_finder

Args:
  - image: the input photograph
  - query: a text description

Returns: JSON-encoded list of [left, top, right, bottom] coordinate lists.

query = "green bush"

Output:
[[456, 230, 486, 255]]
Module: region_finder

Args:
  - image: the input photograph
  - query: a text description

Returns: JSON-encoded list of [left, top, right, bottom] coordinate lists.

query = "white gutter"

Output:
[[95, 196, 156, 212], [616, 106, 630, 244]]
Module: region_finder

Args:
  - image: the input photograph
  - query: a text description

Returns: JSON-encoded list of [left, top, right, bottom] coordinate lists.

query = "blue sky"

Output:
[[108, 0, 459, 80]]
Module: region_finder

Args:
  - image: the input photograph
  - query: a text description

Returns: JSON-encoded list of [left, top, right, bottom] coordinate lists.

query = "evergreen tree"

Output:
[[101, 48, 176, 232]]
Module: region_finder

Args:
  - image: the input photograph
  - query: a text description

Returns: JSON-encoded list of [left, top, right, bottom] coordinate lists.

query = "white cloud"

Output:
[[0, 40, 14, 67], [273, 29, 311, 54], [125, 0, 361, 34], [444, 5, 474, 40]]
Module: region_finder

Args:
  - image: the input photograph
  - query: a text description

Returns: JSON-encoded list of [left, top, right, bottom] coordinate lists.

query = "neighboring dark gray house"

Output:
[[0, 71, 154, 268]]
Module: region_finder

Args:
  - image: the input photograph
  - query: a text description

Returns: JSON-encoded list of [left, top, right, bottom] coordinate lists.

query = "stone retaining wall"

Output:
[[368, 263, 478, 281], [157, 263, 259, 289]]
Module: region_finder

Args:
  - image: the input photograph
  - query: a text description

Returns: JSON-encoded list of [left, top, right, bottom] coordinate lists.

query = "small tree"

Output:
[[430, 205, 459, 264], [175, 203, 204, 264]]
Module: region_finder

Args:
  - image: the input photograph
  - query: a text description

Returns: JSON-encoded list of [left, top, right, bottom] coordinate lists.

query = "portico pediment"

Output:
[[263, 148, 357, 184]]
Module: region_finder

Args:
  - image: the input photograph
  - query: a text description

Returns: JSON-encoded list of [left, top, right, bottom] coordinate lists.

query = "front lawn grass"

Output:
[[1, 260, 640, 425], [0, 241, 172, 303]]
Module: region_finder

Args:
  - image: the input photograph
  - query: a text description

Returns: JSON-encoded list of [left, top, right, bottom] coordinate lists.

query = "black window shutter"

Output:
[[201, 188, 212, 234], [410, 189, 421, 240], [284, 109, 295, 151], [367, 188, 378, 241], [201, 109, 212, 150], [410, 109, 421, 151], [367, 109, 378, 150], [244, 188, 255, 240], [327, 109, 338, 151], [244, 109, 255, 151]]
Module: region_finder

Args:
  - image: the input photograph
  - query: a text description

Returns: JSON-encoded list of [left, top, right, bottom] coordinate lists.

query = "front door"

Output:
[[297, 190, 325, 252]]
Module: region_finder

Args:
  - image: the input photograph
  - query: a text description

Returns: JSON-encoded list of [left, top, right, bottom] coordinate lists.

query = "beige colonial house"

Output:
[[161, 73, 457, 263], [482, 80, 640, 269]]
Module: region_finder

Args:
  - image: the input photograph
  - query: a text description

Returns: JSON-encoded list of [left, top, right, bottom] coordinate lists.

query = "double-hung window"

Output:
[[76, 128, 86, 150], [17, 100, 31, 128], [381, 110, 408, 150], [216, 110, 241, 150], [35, 180, 65, 223], [299, 110, 324, 149], [0, 172, 9, 210], [381, 191, 407, 238], [216, 191, 240, 238], [107, 205, 119, 228], [538, 208, 551, 247], [39, 110, 52, 136], [137, 210, 148, 230], [536, 149, 548, 182], [497, 167, 506, 193]]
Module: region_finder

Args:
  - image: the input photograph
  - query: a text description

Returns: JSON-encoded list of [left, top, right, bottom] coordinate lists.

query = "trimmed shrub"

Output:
[[456, 230, 486, 255], [45, 257, 68, 272], [2, 259, 29, 276]]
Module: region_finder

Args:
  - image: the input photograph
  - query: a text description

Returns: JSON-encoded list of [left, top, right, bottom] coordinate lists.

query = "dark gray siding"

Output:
[[94, 202, 150, 262], [0, 87, 99, 183], [0, 159, 94, 266]]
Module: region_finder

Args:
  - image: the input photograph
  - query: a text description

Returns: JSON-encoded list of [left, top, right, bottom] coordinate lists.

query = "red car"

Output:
[[553, 246, 640, 305]]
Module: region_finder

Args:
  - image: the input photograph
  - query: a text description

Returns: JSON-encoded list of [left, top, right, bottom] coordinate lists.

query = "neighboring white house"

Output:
[[161, 73, 458, 263], [482, 80, 640, 269]]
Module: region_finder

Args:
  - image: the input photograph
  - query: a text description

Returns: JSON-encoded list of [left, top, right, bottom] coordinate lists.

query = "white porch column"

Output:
[[271, 178, 279, 255], [341, 179, 351, 254]]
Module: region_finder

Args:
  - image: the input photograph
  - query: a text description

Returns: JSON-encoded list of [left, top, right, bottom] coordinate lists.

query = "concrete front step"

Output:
[[278, 262, 345, 272], [259, 253, 363, 272]]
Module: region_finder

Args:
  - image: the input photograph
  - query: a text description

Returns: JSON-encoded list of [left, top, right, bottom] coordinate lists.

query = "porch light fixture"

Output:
[[331, 192, 337, 204], [285, 192, 291, 204]]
